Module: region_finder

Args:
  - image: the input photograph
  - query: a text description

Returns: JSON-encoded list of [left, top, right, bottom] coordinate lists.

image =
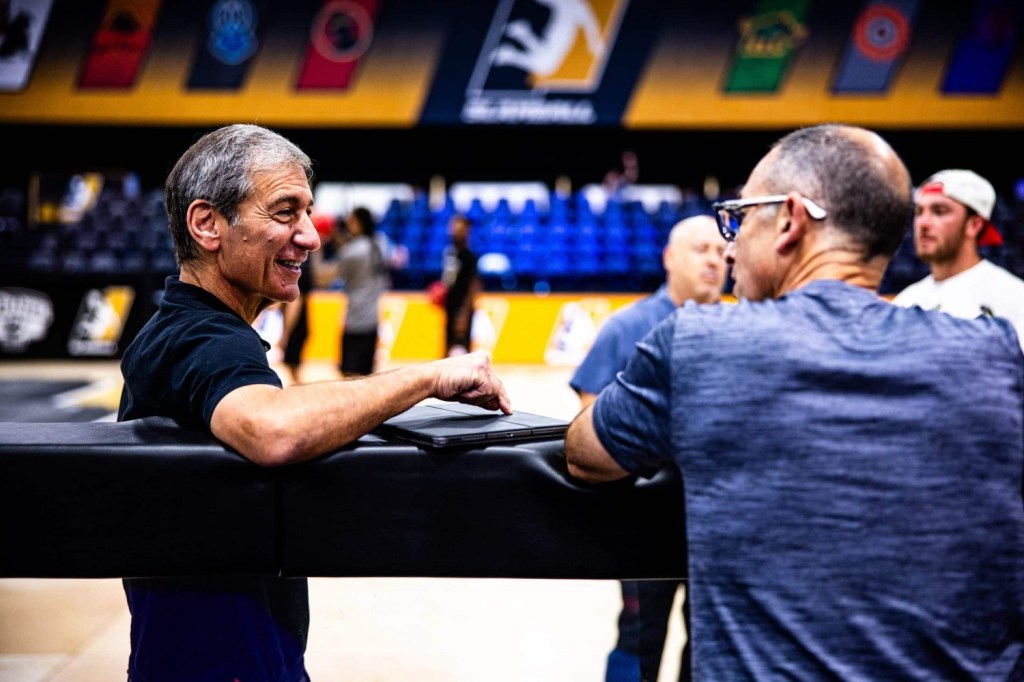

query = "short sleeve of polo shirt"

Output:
[[591, 314, 674, 478], [171, 314, 282, 429]]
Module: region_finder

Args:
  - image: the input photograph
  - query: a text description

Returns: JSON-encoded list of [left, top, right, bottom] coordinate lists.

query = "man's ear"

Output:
[[964, 214, 986, 241], [774, 193, 806, 255], [186, 200, 222, 253]]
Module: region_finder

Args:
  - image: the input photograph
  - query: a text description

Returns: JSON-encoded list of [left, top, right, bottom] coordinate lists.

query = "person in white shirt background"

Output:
[[892, 169, 1024, 350]]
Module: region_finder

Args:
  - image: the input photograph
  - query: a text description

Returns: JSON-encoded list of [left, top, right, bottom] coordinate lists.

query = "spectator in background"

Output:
[[570, 214, 727, 682], [276, 257, 313, 384], [442, 213, 480, 357], [565, 124, 1024, 679], [892, 169, 1024, 348], [118, 123, 510, 682], [604, 150, 639, 201], [314, 206, 390, 376]]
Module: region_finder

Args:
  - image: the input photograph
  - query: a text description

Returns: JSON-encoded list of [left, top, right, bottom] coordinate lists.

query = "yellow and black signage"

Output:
[[0, 0, 1020, 128]]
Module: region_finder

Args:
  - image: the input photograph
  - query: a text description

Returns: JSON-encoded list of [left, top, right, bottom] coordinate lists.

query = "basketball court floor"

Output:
[[0, 358, 686, 682]]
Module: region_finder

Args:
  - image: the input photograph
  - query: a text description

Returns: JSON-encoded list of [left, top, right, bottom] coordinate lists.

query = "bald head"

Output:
[[727, 125, 914, 301], [664, 214, 728, 305], [755, 124, 913, 259]]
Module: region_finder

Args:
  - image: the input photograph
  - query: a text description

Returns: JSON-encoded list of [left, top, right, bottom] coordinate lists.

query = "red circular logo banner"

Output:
[[311, 0, 374, 63], [853, 4, 910, 62]]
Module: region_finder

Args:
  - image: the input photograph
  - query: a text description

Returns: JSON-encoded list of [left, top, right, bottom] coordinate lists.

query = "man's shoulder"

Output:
[[979, 260, 1024, 289], [891, 276, 932, 305], [598, 294, 669, 337], [675, 284, 868, 335], [343, 236, 373, 256], [132, 303, 254, 355]]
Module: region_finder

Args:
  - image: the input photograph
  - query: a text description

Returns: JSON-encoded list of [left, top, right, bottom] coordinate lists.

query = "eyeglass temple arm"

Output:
[[800, 197, 827, 220]]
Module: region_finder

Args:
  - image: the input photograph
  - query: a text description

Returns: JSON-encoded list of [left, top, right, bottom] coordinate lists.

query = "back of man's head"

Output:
[[664, 214, 727, 305], [765, 125, 913, 260], [164, 123, 313, 266]]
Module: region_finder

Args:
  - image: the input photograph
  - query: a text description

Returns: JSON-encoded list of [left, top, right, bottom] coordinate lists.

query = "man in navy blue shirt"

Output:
[[571, 214, 726, 682], [118, 124, 510, 681], [565, 125, 1024, 679]]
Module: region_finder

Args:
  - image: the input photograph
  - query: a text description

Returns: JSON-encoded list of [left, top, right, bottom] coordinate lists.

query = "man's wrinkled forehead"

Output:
[[251, 166, 312, 199]]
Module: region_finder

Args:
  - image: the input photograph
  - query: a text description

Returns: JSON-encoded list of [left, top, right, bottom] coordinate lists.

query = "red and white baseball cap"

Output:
[[916, 169, 1002, 247]]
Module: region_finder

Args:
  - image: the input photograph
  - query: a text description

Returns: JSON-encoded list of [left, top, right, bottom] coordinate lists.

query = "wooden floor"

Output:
[[0, 359, 686, 682]]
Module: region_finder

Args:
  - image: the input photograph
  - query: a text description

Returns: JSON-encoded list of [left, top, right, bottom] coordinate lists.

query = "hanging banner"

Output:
[[723, 0, 810, 93], [831, 0, 919, 93], [186, 0, 267, 90], [942, 0, 1018, 94], [78, 0, 162, 89], [295, 0, 379, 90], [0, 0, 53, 92], [420, 0, 655, 125]]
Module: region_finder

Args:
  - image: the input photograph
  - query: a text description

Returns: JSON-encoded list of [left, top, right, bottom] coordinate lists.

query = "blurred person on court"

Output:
[[441, 213, 480, 357], [571, 214, 727, 682], [274, 212, 337, 382], [117, 123, 510, 682], [565, 124, 1024, 679], [313, 206, 391, 376], [892, 168, 1024, 348], [276, 256, 313, 383]]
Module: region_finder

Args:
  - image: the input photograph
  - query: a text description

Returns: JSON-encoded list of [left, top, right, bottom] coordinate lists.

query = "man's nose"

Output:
[[724, 241, 737, 264], [296, 214, 321, 251]]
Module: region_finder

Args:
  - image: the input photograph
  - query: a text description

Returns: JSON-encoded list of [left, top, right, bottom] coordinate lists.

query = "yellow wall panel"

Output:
[[303, 291, 646, 365]]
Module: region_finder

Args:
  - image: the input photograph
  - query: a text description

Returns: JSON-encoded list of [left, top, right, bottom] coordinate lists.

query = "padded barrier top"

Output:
[[0, 418, 686, 580]]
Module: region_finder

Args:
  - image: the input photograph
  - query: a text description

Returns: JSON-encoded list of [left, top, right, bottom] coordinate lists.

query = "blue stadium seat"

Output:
[[513, 242, 539, 276], [603, 223, 629, 252], [573, 253, 601, 276], [151, 252, 178, 274], [466, 198, 487, 225], [604, 251, 631, 275], [409, 194, 431, 223], [540, 252, 571, 277], [28, 251, 57, 272], [89, 250, 121, 273], [604, 199, 625, 226], [121, 252, 149, 273], [384, 198, 405, 224], [60, 252, 88, 274]]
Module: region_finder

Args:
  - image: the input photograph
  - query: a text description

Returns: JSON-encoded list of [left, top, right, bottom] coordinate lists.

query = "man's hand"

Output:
[[430, 351, 512, 414]]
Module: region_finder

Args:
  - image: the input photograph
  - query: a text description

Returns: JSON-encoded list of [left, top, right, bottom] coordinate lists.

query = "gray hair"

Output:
[[164, 124, 314, 264], [765, 124, 913, 259]]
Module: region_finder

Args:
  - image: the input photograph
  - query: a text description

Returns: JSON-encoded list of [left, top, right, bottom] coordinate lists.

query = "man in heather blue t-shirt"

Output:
[[571, 214, 726, 682], [565, 125, 1024, 680]]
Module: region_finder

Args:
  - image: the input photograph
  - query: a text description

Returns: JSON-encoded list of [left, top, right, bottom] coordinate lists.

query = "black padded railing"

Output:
[[0, 418, 686, 580]]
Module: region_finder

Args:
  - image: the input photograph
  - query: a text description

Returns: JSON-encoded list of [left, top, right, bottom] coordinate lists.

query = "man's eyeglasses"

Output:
[[712, 195, 828, 242]]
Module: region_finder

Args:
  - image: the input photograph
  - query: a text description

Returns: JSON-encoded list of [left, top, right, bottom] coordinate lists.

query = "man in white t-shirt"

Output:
[[892, 169, 1024, 349]]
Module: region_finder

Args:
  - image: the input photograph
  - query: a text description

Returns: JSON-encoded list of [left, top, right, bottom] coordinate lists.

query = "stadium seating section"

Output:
[[3, 178, 1023, 296]]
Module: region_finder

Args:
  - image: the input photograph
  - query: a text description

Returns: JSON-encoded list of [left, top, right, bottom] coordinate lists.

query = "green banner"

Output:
[[724, 0, 810, 93]]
